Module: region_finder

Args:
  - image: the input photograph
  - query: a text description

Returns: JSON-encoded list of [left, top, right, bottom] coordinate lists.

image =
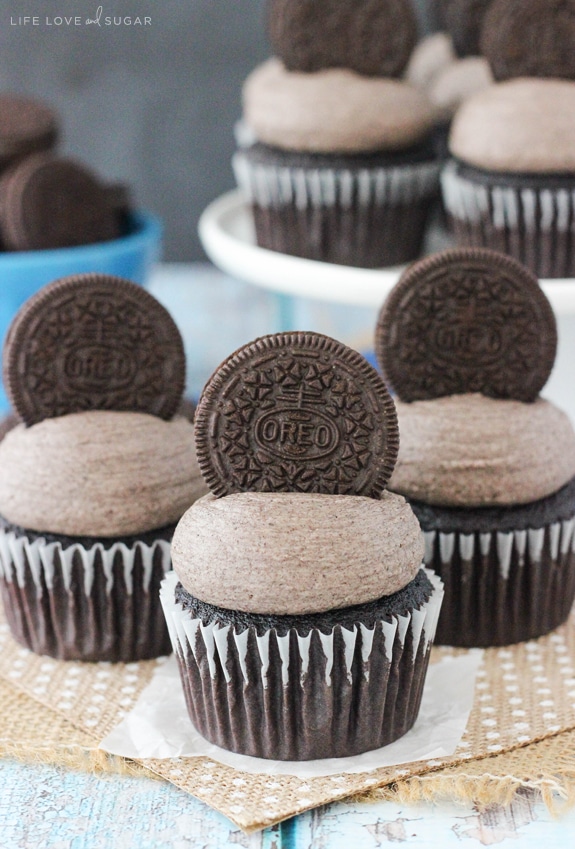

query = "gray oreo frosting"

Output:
[[171, 490, 424, 615], [390, 394, 575, 508], [0, 411, 207, 536]]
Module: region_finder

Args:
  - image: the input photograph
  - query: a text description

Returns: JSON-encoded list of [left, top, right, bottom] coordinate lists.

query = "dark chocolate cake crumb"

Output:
[[174, 568, 433, 636], [408, 475, 575, 534], [242, 140, 437, 171]]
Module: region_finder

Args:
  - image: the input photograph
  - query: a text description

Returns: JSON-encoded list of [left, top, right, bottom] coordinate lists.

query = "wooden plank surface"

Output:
[[3, 758, 575, 847]]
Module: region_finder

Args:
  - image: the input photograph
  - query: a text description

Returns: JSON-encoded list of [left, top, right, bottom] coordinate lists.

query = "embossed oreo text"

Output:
[[64, 345, 135, 391], [376, 252, 557, 404], [254, 407, 339, 460], [435, 323, 502, 363], [195, 334, 399, 498], [4, 276, 186, 424]]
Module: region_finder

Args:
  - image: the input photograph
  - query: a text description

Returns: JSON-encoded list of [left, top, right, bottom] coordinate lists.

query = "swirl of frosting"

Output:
[[449, 79, 575, 172], [243, 58, 436, 154], [0, 411, 207, 536], [171, 490, 424, 615], [390, 394, 575, 507]]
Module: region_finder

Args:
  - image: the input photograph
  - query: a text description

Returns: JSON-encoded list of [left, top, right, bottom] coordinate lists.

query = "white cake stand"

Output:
[[199, 189, 575, 314]]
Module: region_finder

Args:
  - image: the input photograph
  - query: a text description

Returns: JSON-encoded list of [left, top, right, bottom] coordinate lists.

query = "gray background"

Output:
[[1, 0, 436, 261]]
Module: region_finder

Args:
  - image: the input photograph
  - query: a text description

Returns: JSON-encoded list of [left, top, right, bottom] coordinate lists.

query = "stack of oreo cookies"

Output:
[[161, 331, 444, 760], [0, 93, 128, 251]]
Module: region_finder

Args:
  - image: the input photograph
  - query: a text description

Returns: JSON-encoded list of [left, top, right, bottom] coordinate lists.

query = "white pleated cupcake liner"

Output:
[[233, 151, 441, 210], [0, 529, 171, 596], [424, 519, 575, 579], [0, 528, 173, 661], [160, 569, 444, 759], [441, 160, 575, 230], [441, 160, 575, 276], [422, 517, 575, 647]]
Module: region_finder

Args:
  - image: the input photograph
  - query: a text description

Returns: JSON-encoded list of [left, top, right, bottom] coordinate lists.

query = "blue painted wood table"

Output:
[[2, 758, 575, 847]]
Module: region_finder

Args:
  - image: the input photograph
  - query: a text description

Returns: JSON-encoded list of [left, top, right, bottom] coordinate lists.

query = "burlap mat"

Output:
[[2, 604, 575, 832]]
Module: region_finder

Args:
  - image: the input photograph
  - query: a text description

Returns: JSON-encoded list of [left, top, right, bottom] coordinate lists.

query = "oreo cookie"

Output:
[[481, 0, 575, 81], [0, 154, 120, 250], [266, 0, 417, 77], [3, 273, 186, 425], [375, 248, 557, 403], [194, 332, 399, 498], [0, 94, 59, 171], [438, 0, 492, 57]]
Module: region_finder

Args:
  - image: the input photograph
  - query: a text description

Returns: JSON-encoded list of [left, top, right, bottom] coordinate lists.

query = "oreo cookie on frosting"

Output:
[[266, 0, 417, 77], [375, 247, 557, 403], [235, 1, 439, 269], [0, 272, 207, 662], [161, 331, 444, 760], [194, 331, 399, 498], [3, 272, 186, 425], [481, 0, 575, 82], [379, 248, 575, 647]]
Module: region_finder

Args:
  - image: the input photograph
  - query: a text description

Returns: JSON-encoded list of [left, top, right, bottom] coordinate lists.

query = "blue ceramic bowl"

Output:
[[0, 210, 162, 411]]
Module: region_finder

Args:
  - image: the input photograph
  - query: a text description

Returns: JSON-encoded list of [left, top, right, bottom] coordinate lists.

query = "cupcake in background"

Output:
[[376, 247, 575, 647], [161, 331, 443, 760], [233, 0, 440, 268], [442, 0, 575, 278], [405, 33, 492, 162], [0, 273, 207, 661]]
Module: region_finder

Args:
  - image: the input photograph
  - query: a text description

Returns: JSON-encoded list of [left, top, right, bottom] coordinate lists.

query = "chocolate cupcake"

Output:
[[233, 0, 439, 268], [442, 2, 575, 278], [161, 332, 444, 760], [0, 273, 208, 661], [376, 248, 575, 647]]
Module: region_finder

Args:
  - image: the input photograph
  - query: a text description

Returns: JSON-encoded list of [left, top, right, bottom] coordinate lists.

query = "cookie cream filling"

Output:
[[243, 57, 436, 154], [171, 490, 424, 615], [0, 410, 207, 536], [390, 394, 575, 508], [449, 78, 575, 172]]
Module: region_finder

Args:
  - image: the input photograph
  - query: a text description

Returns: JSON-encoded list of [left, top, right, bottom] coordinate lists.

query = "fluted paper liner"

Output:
[[233, 152, 440, 267], [233, 153, 440, 209], [160, 569, 444, 760], [4, 596, 575, 831], [441, 160, 575, 278], [0, 528, 173, 661], [423, 519, 575, 647]]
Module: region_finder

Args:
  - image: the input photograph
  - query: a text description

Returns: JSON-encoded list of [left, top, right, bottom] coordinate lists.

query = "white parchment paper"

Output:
[[100, 650, 483, 778]]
